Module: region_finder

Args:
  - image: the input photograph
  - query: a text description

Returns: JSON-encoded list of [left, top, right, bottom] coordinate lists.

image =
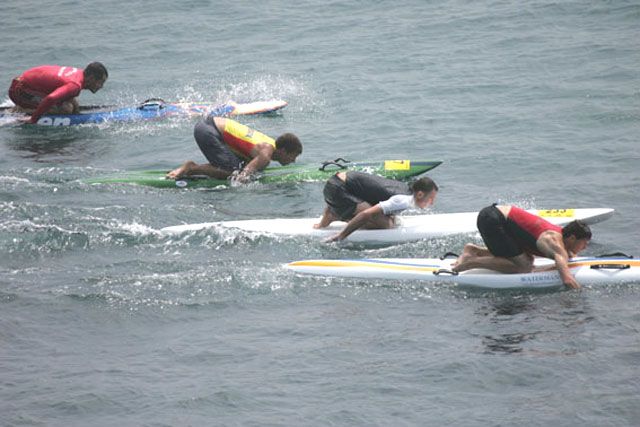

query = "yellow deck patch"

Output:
[[537, 209, 575, 218], [384, 160, 411, 171]]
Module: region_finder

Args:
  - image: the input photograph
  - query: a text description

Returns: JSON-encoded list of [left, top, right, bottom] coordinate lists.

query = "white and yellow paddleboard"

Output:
[[286, 256, 640, 290], [161, 208, 614, 244]]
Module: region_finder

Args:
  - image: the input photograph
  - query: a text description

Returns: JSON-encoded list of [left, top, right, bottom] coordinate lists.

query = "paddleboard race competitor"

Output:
[[452, 204, 593, 289], [167, 116, 302, 184], [8, 62, 108, 124], [315, 171, 438, 242]]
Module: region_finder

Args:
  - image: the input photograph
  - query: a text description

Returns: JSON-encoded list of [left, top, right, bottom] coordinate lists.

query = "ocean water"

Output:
[[1, 1, 639, 425]]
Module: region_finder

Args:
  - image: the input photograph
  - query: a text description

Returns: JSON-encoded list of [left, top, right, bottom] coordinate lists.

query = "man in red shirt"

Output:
[[8, 62, 108, 124], [452, 204, 592, 289]]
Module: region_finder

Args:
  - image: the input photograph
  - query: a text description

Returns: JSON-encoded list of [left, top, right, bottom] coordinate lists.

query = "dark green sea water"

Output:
[[1, 1, 639, 425]]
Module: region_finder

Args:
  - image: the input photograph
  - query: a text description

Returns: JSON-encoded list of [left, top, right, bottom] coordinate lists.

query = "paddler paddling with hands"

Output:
[[452, 204, 592, 289], [8, 62, 108, 124], [167, 115, 302, 184], [314, 171, 438, 242]]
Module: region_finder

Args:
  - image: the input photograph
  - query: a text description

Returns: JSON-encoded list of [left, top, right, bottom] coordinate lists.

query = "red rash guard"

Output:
[[506, 206, 562, 256], [15, 65, 84, 122]]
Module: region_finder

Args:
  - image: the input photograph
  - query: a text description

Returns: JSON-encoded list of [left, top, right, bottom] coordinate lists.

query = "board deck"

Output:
[[87, 159, 442, 189], [0, 99, 287, 126], [286, 255, 640, 289], [161, 208, 614, 242]]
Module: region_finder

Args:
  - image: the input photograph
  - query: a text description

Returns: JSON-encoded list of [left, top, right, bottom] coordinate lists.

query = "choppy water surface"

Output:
[[1, 1, 639, 425]]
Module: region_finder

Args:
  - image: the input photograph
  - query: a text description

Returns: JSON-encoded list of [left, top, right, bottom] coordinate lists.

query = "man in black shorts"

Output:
[[167, 115, 302, 183], [452, 204, 593, 289], [314, 171, 438, 241]]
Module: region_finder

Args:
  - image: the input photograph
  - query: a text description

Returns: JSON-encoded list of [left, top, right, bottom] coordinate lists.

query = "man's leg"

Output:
[[453, 250, 533, 273], [314, 206, 339, 229], [453, 204, 532, 273], [167, 161, 231, 179]]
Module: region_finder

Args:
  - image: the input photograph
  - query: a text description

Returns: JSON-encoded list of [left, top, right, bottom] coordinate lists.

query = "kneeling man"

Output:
[[453, 204, 592, 289], [168, 116, 302, 184], [315, 171, 438, 242]]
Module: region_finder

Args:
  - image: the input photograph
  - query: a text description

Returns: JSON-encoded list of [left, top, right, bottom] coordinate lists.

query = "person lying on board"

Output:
[[8, 62, 108, 124], [315, 171, 438, 242], [452, 204, 592, 289], [167, 116, 302, 184]]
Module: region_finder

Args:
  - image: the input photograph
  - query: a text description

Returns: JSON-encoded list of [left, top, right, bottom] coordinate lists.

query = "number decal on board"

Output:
[[384, 160, 411, 171], [37, 117, 71, 126], [537, 209, 575, 218]]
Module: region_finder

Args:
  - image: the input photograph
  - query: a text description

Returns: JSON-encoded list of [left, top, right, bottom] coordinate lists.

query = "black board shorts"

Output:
[[323, 171, 410, 221], [476, 204, 525, 258], [194, 117, 244, 172]]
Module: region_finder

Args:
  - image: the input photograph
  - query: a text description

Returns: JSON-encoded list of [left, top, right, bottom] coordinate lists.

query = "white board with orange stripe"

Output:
[[286, 255, 640, 289]]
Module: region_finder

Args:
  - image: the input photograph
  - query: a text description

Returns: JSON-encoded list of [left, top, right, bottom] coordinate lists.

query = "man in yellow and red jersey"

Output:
[[167, 115, 302, 183], [452, 204, 592, 289], [8, 62, 108, 124]]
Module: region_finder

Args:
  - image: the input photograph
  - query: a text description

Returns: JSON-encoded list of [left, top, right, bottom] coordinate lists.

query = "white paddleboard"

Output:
[[286, 256, 640, 289], [161, 208, 614, 244]]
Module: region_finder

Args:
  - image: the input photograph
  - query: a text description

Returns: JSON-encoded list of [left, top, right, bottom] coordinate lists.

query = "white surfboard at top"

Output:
[[285, 256, 640, 289], [228, 99, 288, 115], [161, 208, 614, 244]]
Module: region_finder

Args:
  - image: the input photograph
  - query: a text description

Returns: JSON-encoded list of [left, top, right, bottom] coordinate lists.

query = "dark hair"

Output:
[[275, 133, 302, 154], [410, 176, 438, 194], [562, 220, 592, 240], [84, 62, 108, 80]]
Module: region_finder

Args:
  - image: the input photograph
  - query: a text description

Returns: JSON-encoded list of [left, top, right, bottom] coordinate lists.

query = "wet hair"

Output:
[[84, 62, 108, 80], [275, 133, 302, 154], [410, 176, 438, 194], [562, 220, 592, 240]]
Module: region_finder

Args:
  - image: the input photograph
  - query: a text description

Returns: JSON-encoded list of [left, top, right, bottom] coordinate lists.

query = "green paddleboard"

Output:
[[85, 159, 442, 189]]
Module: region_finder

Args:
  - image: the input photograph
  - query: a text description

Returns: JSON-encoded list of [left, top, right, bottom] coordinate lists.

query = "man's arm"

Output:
[[236, 144, 274, 182], [29, 83, 80, 123], [314, 206, 338, 229], [554, 251, 579, 289], [539, 234, 580, 289], [326, 204, 384, 242]]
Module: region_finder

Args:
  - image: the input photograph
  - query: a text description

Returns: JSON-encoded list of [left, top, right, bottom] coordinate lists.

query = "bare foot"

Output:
[[166, 161, 196, 179], [451, 254, 470, 272], [451, 244, 483, 272]]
